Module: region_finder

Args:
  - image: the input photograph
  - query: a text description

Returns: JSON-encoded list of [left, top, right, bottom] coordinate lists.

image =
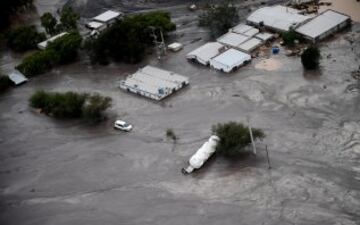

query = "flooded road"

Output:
[[1, 0, 360, 225]]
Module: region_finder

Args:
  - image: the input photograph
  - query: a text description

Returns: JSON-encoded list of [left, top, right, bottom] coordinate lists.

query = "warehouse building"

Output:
[[119, 66, 189, 101], [246, 5, 311, 32], [210, 49, 251, 73], [186, 42, 226, 66], [295, 10, 351, 43]]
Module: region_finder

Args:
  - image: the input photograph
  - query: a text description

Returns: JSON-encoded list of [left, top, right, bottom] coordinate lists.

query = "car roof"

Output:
[[115, 120, 126, 125]]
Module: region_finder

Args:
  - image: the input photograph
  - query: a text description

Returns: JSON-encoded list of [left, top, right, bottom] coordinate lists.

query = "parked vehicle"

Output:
[[114, 120, 132, 131]]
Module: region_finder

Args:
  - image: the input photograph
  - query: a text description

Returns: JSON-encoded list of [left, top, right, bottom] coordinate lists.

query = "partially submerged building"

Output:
[[210, 48, 251, 73], [8, 70, 28, 85], [186, 42, 226, 66], [217, 32, 250, 49], [295, 9, 351, 43], [247, 5, 312, 32], [92, 10, 123, 26], [37, 32, 68, 50], [119, 66, 189, 101]]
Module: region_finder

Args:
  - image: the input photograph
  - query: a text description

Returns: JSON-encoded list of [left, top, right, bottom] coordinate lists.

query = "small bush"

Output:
[[166, 128, 177, 141], [212, 122, 265, 157], [301, 46, 320, 70], [6, 26, 46, 52], [281, 29, 299, 47], [29, 90, 111, 121], [82, 94, 112, 122], [0, 75, 13, 92]]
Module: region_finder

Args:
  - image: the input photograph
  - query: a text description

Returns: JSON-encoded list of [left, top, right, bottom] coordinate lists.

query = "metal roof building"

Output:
[[255, 32, 274, 42], [237, 38, 263, 53], [295, 10, 351, 43], [186, 42, 226, 66], [217, 32, 250, 49], [8, 70, 28, 85], [210, 49, 251, 73], [119, 66, 189, 101], [247, 5, 312, 32], [37, 32, 68, 50], [230, 24, 259, 37], [93, 10, 123, 24]]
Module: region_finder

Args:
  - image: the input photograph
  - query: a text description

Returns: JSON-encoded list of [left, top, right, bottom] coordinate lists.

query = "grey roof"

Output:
[[295, 10, 350, 39], [8, 70, 28, 85]]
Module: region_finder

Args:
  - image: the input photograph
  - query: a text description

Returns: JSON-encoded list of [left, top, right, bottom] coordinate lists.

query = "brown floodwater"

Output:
[[254, 57, 282, 71], [319, 0, 360, 22]]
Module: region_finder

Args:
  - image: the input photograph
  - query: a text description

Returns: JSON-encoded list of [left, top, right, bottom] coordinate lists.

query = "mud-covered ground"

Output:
[[1, 0, 360, 225]]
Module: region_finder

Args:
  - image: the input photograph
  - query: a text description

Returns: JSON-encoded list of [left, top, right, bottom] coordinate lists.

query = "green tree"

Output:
[[301, 46, 320, 70], [41, 12, 58, 35], [82, 94, 112, 122], [199, 2, 239, 38], [6, 26, 46, 52], [85, 11, 175, 65], [0, 75, 13, 92], [212, 122, 265, 157], [47, 32, 82, 64], [59, 6, 79, 31], [281, 29, 299, 47], [0, 0, 33, 31], [16, 49, 56, 76]]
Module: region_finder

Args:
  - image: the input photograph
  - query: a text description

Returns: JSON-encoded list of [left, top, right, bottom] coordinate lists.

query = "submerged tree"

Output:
[[199, 1, 239, 38], [301, 46, 320, 70], [212, 122, 265, 157], [41, 12, 58, 35]]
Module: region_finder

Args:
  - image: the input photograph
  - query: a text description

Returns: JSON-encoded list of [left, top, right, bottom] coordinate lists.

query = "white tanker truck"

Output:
[[182, 135, 220, 174]]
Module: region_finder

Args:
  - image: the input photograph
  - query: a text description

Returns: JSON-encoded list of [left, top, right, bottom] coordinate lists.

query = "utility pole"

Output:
[[248, 118, 257, 155], [265, 145, 271, 169]]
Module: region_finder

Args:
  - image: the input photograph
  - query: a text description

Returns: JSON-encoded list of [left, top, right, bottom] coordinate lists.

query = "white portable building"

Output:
[[8, 70, 28, 85], [217, 32, 250, 49], [86, 21, 106, 31], [37, 32, 68, 50], [230, 24, 259, 37], [255, 32, 274, 42], [93, 10, 123, 25], [237, 38, 263, 53], [210, 48, 251, 73], [119, 66, 189, 101], [246, 5, 312, 32], [295, 10, 351, 43], [186, 42, 226, 66], [182, 135, 220, 174]]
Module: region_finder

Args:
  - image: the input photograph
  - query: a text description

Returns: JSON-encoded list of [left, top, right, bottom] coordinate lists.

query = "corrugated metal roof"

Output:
[[238, 38, 262, 52], [255, 32, 274, 41], [247, 5, 311, 31], [217, 32, 250, 48], [93, 10, 121, 23], [211, 49, 251, 68], [295, 10, 350, 39], [186, 42, 225, 64]]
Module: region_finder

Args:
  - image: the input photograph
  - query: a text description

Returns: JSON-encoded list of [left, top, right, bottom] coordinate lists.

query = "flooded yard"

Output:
[[0, 0, 360, 225]]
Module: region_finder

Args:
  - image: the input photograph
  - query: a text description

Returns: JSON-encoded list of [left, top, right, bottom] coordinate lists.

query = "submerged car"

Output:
[[114, 120, 132, 131]]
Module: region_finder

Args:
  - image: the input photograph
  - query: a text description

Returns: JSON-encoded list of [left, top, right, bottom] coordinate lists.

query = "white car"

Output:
[[114, 120, 132, 131]]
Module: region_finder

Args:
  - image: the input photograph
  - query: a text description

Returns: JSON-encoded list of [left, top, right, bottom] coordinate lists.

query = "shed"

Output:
[[186, 42, 226, 66], [8, 70, 28, 85], [255, 32, 274, 42], [93, 10, 123, 25], [237, 38, 263, 53], [246, 5, 311, 32], [37, 32, 68, 50], [86, 21, 105, 30], [217, 32, 250, 49], [230, 24, 259, 37], [119, 66, 189, 101], [210, 48, 251, 73], [295, 10, 351, 43]]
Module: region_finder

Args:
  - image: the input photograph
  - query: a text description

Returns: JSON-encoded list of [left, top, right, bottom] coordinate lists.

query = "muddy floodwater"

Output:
[[1, 0, 360, 225], [319, 0, 360, 22]]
